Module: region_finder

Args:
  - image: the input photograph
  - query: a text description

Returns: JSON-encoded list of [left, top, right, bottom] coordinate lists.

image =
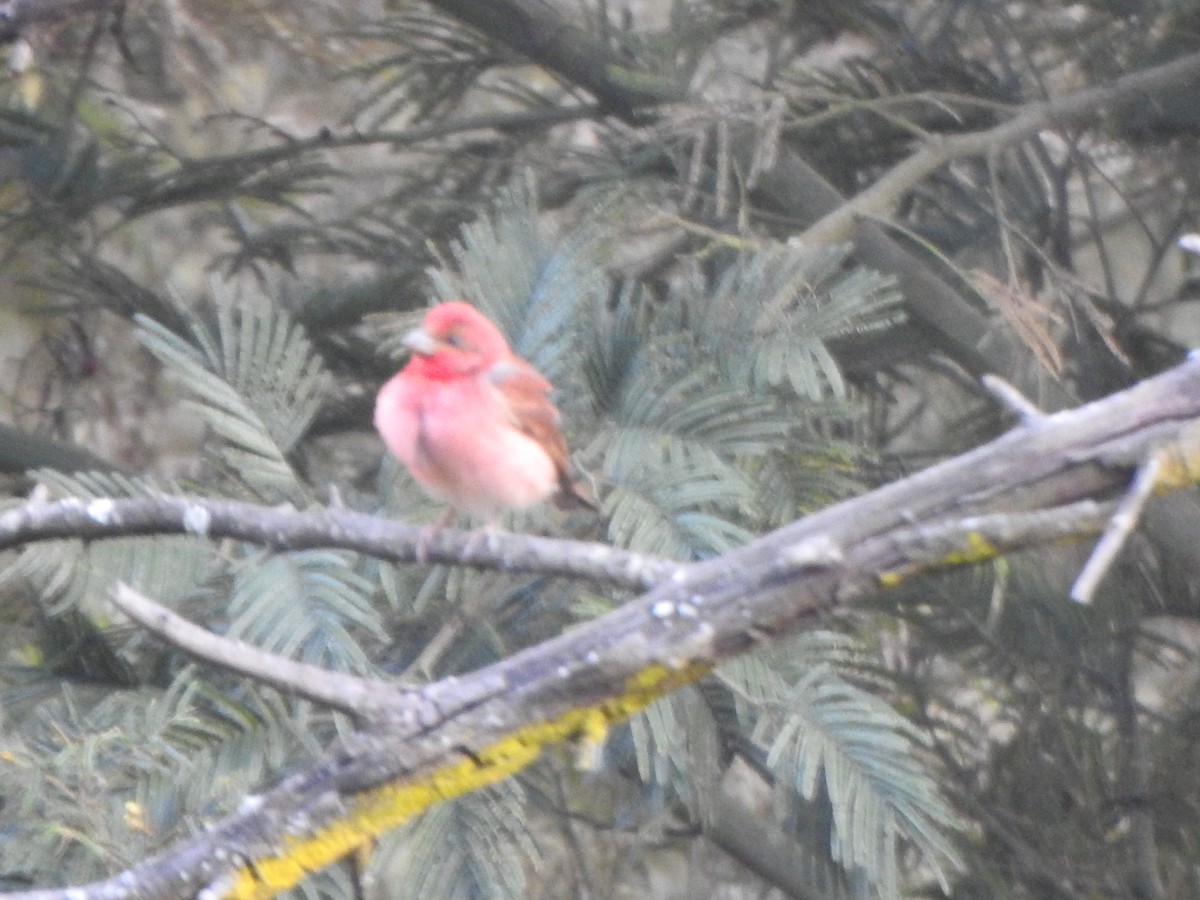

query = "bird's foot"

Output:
[[463, 522, 501, 559], [415, 508, 456, 563], [415, 526, 436, 564]]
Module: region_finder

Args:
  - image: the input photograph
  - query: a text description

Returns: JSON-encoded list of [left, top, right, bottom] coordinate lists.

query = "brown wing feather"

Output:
[[489, 359, 598, 509]]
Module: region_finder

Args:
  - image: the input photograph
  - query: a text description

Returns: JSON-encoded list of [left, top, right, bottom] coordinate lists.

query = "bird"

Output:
[[374, 301, 595, 524]]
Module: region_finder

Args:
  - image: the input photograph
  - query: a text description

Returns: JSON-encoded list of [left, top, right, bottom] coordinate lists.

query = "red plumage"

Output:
[[374, 302, 592, 519]]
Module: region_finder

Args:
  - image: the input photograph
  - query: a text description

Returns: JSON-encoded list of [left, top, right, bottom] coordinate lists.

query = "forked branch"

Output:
[[6, 358, 1200, 900]]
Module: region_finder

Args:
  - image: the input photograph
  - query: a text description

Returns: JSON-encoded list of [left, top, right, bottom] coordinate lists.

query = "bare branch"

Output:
[[981, 374, 1045, 421], [110, 583, 416, 718], [1070, 453, 1163, 603], [5, 356, 1200, 900], [0, 496, 681, 590], [799, 51, 1200, 246]]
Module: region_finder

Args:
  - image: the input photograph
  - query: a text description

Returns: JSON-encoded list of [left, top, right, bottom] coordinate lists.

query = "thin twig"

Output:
[[799, 51, 1200, 246], [981, 374, 1044, 421], [1071, 453, 1163, 604], [111, 583, 417, 720]]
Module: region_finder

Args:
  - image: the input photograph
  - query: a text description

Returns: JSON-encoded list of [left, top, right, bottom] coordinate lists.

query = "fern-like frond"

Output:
[[603, 475, 757, 558], [588, 350, 790, 556], [721, 662, 961, 898], [583, 284, 646, 417], [428, 173, 610, 397], [720, 632, 877, 710], [370, 780, 537, 900], [227, 549, 384, 674], [135, 293, 330, 500], [754, 441, 868, 526], [0, 674, 309, 888], [344, 9, 498, 129], [629, 686, 724, 826], [156, 670, 314, 764], [613, 364, 791, 456], [695, 242, 903, 400], [0, 470, 212, 625]]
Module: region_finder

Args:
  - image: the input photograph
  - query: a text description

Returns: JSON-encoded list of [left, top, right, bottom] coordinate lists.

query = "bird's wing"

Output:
[[488, 359, 566, 460], [489, 359, 598, 509]]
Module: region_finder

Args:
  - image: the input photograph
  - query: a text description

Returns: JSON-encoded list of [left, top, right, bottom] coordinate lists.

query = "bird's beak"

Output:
[[402, 327, 438, 357]]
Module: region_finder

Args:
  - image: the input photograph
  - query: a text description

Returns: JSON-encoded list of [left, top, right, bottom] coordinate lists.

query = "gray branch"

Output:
[[4, 355, 1200, 900], [0, 495, 680, 590]]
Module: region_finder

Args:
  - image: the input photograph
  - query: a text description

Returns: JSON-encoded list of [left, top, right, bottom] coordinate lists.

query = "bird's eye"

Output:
[[444, 330, 466, 349]]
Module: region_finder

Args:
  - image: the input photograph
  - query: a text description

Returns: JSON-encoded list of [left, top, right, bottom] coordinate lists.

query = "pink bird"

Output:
[[374, 302, 594, 522]]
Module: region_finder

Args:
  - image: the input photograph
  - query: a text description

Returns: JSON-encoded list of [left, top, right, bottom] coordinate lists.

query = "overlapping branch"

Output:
[[798, 50, 1200, 246], [419, 0, 1200, 384], [5, 356, 1200, 900]]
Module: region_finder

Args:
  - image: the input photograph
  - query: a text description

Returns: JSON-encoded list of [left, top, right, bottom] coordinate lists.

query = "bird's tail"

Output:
[[556, 471, 600, 512]]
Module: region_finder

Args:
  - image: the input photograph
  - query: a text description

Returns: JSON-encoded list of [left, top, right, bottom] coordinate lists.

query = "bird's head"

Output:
[[402, 302, 511, 378]]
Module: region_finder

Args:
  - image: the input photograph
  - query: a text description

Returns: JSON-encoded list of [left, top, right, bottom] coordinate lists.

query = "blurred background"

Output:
[[3, 1, 1200, 897]]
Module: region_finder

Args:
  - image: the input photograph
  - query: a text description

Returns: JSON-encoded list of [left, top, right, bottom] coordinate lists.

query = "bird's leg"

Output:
[[416, 507, 457, 564], [462, 519, 503, 559]]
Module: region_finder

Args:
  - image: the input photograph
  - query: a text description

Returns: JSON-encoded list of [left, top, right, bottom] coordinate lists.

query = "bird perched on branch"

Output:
[[374, 301, 595, 523]]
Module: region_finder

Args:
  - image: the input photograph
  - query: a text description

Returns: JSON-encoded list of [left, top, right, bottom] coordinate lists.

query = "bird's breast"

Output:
[[394, 376, 558, 518]]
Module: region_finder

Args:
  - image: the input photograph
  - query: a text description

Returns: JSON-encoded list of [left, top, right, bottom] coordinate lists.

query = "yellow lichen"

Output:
[[878, 531, 1000, 588], [224, 662, 708, 899], [1154, 430, 1200, 491]]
